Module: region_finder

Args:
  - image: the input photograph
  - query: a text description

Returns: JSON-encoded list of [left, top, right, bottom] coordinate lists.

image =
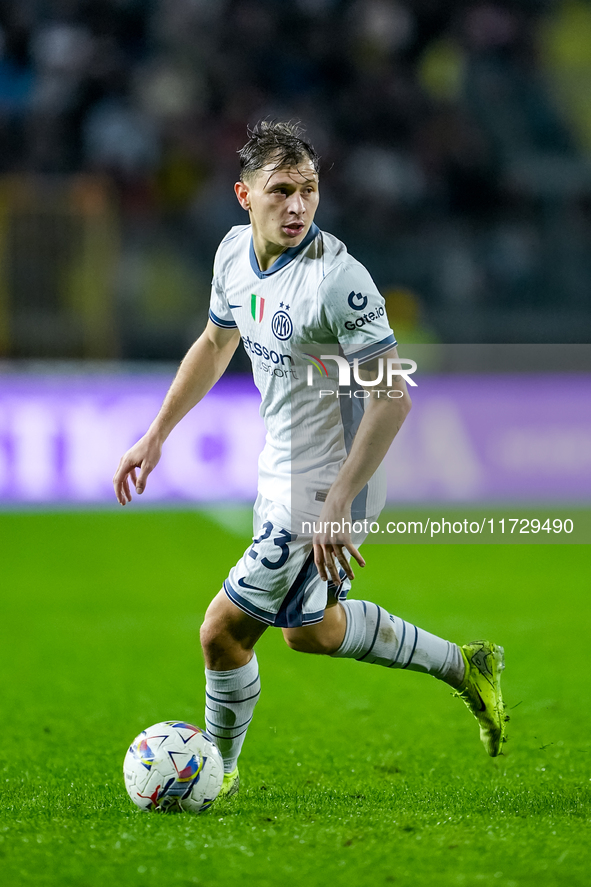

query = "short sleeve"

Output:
[[318, 260, 396, 364], [208, 276, 237, 330]]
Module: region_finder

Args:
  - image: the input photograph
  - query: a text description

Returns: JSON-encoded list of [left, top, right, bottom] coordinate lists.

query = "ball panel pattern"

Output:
[[123, 720, 224, 813]]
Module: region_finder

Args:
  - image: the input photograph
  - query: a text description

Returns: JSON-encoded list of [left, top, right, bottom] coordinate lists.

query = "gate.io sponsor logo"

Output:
[[344, 305, 385, 330], [347, 291, 368, 311]]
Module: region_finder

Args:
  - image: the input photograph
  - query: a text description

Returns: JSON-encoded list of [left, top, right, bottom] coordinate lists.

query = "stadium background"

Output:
[[2, 0, 591, 360], [0, 4, 589, 887], [0, 0, 590, 507]]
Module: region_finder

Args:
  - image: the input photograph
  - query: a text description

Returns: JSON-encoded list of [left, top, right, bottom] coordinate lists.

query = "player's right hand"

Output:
[[113, 434, 162, 505]]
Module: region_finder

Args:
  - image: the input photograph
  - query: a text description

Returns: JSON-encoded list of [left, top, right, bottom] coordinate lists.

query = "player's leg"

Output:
[[200, 592, 267, 793], [283, 600, 507, 756], [202, 493, 318, 794], [281, 597, 346, 655], [283, 598, 464, 687], [201, 589, 267, 670]]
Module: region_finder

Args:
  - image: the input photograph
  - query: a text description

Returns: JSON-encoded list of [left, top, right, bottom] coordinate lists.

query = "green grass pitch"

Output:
[[0, 510, 589, 887]]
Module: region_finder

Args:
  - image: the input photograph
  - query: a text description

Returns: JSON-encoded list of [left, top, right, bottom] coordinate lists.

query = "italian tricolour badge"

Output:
[[251, 294, 265, 322]]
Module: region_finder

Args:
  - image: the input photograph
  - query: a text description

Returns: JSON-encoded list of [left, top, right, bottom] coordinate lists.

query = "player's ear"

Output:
[[235, 180, 251, 211]]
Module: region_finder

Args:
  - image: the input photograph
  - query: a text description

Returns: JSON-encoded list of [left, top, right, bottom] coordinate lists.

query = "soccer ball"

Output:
[[123, 721, 224, 813]]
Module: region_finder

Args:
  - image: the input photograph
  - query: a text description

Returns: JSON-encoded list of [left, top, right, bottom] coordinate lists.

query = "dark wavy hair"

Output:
[[238, 120, 320, 181]]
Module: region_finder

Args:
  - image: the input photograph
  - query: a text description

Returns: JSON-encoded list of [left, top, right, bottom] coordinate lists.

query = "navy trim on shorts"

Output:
[[275, 551, 318, 628], [223, 576, 325, 628], [223, 579, 276, 625], [328, 567, 350, 602]]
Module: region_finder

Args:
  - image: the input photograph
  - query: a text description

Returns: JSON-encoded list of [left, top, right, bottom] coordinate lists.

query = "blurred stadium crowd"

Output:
[[1, 0, 591, 362]]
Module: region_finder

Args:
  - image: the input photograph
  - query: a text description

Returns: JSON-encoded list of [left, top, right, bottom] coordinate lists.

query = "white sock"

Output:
[[332, 600, 464, 687], [204, 653, 261, 773]]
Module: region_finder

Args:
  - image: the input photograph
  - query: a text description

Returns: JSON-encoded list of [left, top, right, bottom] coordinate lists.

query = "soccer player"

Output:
[[113, 121, 507, 800]]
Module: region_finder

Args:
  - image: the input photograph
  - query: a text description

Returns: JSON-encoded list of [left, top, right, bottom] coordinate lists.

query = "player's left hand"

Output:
[[313, 502, 366, 585]]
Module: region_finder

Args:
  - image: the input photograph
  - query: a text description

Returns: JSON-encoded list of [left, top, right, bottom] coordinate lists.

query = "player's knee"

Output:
[[199, 617, 226, 659], [199, 619, 214, 656]]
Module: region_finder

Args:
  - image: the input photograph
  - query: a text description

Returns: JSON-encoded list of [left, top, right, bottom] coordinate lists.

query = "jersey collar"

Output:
[[249, 223, 319, 279]]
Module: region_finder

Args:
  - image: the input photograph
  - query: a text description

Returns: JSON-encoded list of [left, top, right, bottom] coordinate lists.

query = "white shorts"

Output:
[[222, 495, 372, 628]]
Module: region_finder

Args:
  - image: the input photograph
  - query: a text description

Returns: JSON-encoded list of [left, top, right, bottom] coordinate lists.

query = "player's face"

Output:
[[236, 161, 319, 253]]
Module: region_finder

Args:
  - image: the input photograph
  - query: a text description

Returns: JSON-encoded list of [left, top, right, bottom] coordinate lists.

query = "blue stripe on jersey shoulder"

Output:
[[249, 223, 320, 278], [209, 309, 238, 329], [346, 333, 396, 365]]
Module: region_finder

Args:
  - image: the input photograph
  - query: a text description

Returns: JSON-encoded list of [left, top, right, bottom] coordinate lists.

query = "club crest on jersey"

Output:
[[271, 309, 293, 341], [251, 294, 265, 322]]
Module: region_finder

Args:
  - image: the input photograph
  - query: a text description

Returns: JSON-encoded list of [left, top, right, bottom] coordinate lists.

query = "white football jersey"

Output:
[[208, 223, 397, 518]]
